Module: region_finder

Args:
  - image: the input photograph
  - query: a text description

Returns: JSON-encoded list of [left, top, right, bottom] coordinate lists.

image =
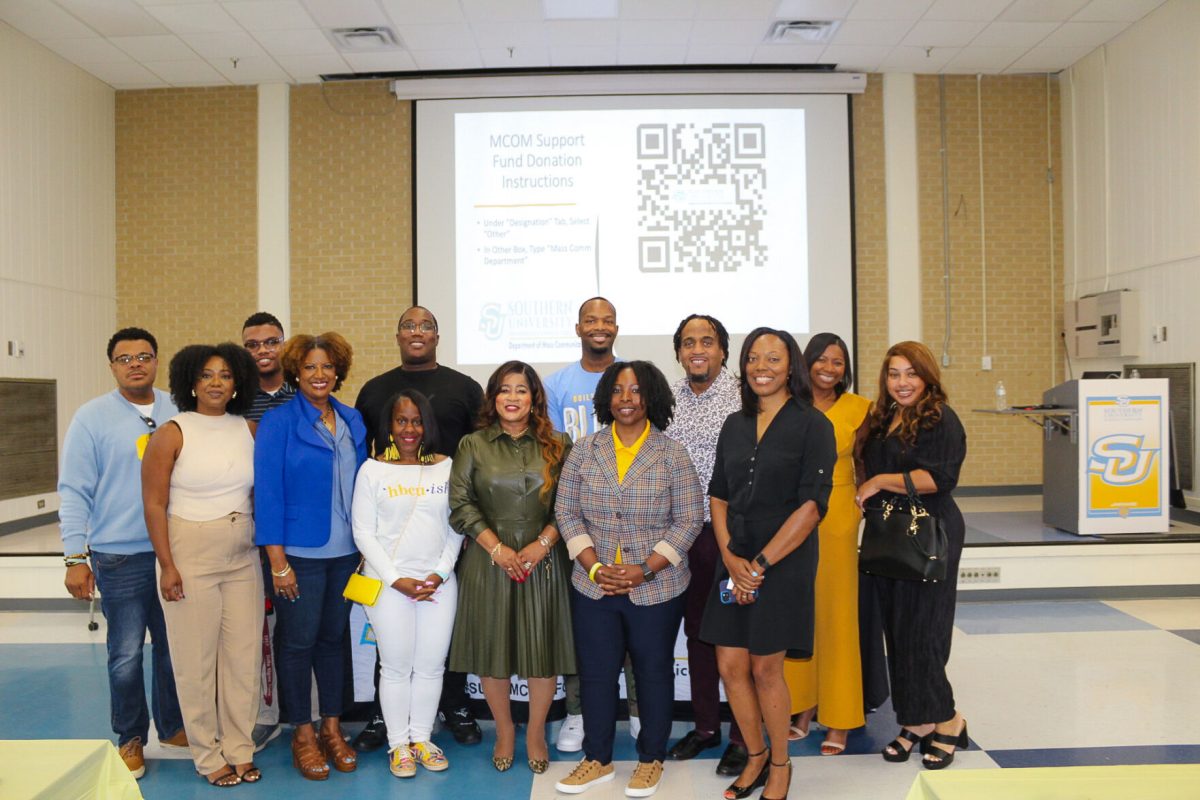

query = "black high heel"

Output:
[[723, 748, 768, 800], [881, 728, 930, 763], [763, 759, 792, 800], [922, 720, 968, 770]]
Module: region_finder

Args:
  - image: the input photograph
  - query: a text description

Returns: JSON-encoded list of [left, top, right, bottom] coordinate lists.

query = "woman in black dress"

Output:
[[700, 328, 835, 800], [856, 341, 968, 769]]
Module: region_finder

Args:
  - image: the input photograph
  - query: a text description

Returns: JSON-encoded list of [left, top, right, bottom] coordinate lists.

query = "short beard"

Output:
[[403, 350, 435, 367], [583, 341, 612, 358], [687, 369, 712, 385]]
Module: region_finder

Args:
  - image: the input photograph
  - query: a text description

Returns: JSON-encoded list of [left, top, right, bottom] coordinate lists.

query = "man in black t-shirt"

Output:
[[354, 306, 482, 457], [352, 305, 484, 750]]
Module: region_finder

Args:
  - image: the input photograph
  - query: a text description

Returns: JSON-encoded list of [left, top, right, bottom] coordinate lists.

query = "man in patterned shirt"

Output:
[[662, 314, 748, 776], [240, 311, 295, 751]]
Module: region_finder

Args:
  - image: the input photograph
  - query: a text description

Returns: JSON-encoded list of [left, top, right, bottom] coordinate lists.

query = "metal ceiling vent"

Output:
[[328, 26, 401, 52], [765, 20, 840, 44]]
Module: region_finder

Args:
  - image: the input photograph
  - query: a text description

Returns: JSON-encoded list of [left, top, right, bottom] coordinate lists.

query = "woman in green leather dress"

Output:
[[448, 360, 575, 775]]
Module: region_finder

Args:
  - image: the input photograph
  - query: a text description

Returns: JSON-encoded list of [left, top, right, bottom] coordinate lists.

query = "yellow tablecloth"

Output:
[[906, 764, 1200, 800], [0, 740, 143, 800]]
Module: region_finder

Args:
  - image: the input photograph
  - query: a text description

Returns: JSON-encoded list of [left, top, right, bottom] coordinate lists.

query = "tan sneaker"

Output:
[[160, 728, 189, 748], [119, 737, 145, 779], [554, 758, 615, 794], [625, 760, 663, 797]]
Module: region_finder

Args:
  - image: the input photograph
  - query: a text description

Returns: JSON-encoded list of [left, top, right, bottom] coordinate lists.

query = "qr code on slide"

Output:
[[636, 122, 767, 273]]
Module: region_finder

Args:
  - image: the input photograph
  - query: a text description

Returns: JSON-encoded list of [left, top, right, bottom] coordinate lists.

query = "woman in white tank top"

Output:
[[142, 343, 263, 787]]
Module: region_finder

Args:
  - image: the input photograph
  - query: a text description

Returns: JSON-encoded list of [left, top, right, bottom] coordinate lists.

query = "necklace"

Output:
[[319, 406, 335, 433]]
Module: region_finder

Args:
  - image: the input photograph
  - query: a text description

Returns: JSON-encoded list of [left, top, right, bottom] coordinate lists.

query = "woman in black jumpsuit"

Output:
[[857, 341, 968, 770]]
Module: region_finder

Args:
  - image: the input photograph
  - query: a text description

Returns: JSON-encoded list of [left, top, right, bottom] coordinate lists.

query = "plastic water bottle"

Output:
[[995, 381, 1007, 410]]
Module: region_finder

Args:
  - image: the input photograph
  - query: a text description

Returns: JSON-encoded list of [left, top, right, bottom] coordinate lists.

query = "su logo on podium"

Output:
[[1084, 395, 1164, 519]]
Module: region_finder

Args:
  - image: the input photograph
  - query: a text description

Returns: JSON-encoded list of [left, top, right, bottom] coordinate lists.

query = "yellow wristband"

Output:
[[588, 562, 603, 583]]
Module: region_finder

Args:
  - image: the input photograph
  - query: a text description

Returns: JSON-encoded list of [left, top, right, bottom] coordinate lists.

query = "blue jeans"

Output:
[[571, 588, 686, 764], [273, 553, 358, 724], [92, 550, 184, 746]]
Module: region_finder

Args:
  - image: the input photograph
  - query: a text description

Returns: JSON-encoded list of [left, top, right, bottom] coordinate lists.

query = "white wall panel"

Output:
[[0, 21, 116, 525], [1061, 0, 1200, 507]]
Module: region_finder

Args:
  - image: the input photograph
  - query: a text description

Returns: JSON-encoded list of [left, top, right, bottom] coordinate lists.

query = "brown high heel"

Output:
[[319, 725, 358, 772], [291, 731, 330, 781]]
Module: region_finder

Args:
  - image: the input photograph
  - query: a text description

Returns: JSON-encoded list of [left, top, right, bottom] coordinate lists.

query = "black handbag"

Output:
[[858, 472, 948, 582]]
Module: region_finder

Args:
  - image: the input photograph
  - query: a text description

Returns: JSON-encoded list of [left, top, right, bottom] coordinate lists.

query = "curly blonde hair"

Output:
[[865, 341, 947, 446]]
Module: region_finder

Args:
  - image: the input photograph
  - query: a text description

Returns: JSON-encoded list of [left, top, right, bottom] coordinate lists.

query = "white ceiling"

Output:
[[0, 0, 1166, 89]]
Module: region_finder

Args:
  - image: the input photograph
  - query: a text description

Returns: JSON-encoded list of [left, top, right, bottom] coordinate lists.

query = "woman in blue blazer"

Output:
[[254, 332, 368, 782]]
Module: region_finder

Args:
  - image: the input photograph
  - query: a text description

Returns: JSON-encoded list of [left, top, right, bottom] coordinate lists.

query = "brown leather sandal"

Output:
[[291, 731, 330, 781], [319, 726, 358, 773]]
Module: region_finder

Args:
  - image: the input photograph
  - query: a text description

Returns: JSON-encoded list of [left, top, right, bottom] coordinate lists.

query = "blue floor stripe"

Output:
[[989, 744, 1200, 768]]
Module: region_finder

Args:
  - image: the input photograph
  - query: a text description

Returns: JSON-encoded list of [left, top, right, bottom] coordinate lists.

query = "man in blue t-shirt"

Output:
[[543, 297, 618, 440], [543, 297, 640, 752]]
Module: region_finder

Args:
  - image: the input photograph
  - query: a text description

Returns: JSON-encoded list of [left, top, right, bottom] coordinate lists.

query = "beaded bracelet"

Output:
[[489, 542, 503, 566]]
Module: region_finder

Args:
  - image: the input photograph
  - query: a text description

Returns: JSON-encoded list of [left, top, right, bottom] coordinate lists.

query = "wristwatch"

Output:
[[640, 563, 657, 582], [754, 553, 771, 572]]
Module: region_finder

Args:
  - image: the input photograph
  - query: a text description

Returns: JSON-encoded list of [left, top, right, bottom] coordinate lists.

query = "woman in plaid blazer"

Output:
[[555, 360, 705, 797]]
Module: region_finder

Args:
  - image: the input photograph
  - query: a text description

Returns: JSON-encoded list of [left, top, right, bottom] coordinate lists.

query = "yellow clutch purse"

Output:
[[343, 569, 382, 606]]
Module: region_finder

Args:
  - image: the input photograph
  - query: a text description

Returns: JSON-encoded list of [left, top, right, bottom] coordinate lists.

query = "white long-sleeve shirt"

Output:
[[351, 458, 462, 586]]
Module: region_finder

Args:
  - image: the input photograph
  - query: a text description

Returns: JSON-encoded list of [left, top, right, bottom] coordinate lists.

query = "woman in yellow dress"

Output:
[[784, 333, 871, 755]]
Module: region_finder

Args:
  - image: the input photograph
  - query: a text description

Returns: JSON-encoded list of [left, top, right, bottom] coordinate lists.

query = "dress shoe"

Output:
[[715, 742, 748, 777], [352, 715, 387, 752], [669, 730, 722, 761], [439, 706, 482, 745]]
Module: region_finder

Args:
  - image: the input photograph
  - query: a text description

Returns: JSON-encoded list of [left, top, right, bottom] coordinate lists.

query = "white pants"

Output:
[[364, 573, 458, 747]]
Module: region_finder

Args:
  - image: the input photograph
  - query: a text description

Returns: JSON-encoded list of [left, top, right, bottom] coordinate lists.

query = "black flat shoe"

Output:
[[881, 728, 929, 763], [715, 742, 748, 777], [352, 715, 387, 753], [723, 748, 767, 800], [440, 707, 483, 745], [922, 720, 968, 770], [670, 730, 722, 761]]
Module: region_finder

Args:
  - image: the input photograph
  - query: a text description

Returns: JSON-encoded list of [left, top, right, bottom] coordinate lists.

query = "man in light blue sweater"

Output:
[[59, 327, 186, 778]]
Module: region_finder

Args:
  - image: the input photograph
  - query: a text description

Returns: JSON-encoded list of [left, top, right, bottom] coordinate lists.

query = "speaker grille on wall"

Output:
[[1125, 363, 1194, 491], [0, 379, 57, 502]]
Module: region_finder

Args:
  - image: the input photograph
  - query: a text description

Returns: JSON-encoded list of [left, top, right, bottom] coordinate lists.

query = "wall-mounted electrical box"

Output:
[[1064, 289, 1141, 358]]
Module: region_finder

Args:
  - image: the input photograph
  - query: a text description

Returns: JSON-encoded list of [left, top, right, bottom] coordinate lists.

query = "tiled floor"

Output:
[[2, 594, 1197, 800]]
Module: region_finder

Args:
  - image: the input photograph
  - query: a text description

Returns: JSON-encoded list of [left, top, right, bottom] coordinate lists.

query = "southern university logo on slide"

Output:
[[1085, 395, 1163, 518]]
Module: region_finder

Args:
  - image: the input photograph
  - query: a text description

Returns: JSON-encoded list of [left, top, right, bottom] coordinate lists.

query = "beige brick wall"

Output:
[[914, 75, 1063, 486], [289, 81, 413, 406], [116, 87, 258, 375], [113, 76, 1059, 486], [852, 76, 890, 390]]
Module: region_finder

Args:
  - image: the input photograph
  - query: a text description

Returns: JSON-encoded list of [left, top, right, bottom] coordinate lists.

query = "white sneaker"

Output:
[[557, 714, 585, 752], [629, 715, 641, 741]]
